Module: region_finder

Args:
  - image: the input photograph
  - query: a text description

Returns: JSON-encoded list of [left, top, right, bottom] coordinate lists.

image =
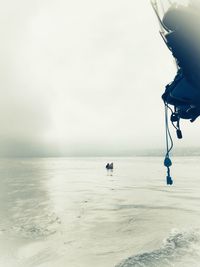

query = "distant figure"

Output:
[[109, 162, 113, 171], [105, 163, 110, 170], [105, 162, 114, 175]]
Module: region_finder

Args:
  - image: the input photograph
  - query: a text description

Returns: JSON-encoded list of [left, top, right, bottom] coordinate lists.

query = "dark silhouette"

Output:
[[105, 162, 114, 175], [109, 162, 113, 171], [162, 2, 200, 124], [105, 163, 110, 170], [151, 0, 200, 184]]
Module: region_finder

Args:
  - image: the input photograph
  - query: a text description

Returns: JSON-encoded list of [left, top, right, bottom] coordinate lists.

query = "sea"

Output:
[[0, 157, 200, 267]]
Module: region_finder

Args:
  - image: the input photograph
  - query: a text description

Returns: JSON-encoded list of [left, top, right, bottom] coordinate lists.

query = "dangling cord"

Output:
[[167, 104, 183, 139], [176, 119, 182, 139], [164, 103, 173, 185]]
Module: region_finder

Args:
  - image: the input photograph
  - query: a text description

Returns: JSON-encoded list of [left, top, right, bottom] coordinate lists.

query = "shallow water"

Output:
[[0, 157, 200, 267]]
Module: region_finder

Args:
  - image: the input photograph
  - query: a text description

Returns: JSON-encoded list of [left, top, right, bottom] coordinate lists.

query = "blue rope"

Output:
[[164, 103, 173, 185]]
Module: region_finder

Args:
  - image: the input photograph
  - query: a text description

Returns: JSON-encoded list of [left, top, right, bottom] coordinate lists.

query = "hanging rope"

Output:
[[150, 0, 170, 32], [150, 0, 180, 185], [164, 103, 173, 185]]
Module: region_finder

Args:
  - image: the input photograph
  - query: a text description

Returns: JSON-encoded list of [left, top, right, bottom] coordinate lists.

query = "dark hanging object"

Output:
[[151, 0, 200, 184]]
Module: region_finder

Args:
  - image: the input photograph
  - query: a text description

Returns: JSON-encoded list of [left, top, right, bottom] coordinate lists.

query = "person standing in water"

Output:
[[105, 162, 114, 175], [109, 162, 113, 171], [106, 163, 110, 171]]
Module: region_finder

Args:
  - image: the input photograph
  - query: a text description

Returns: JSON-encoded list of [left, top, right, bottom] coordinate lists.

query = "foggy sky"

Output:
[[0, 0, 198, 157]]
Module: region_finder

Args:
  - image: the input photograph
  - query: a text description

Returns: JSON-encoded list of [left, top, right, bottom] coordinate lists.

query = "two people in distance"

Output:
[[106, 162, 113, 171]]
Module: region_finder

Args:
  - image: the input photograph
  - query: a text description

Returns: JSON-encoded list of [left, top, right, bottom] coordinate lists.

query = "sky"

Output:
[[0, 0, 199, 157]]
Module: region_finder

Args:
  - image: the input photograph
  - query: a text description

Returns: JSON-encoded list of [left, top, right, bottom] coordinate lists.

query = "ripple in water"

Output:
[[10, 212, 61, 239], [116, 229, 200, 267]]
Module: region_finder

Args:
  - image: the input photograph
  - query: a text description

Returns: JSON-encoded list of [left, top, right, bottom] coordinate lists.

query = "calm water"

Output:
[[0, 157, 200, 267]]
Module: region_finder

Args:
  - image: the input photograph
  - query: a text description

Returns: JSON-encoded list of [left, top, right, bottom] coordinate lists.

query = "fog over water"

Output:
[[1, 0, 200, 156]]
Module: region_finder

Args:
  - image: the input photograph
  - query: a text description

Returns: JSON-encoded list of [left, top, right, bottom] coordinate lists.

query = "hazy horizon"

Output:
[[1, 0, 200, 157], [0, 145, 200, 157]]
